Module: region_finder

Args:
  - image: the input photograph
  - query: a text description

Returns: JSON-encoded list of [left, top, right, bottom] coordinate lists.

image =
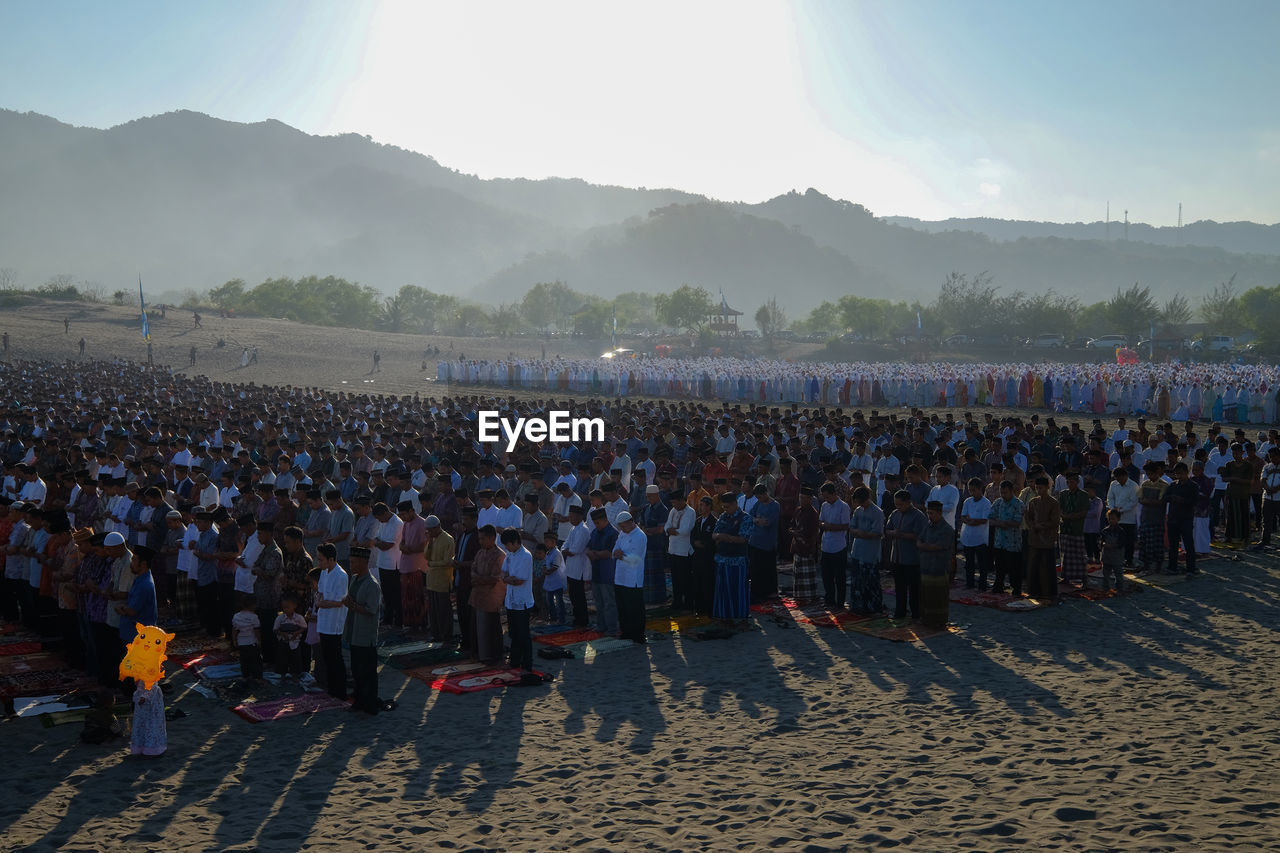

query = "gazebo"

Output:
[[708, 295, 742, 336]]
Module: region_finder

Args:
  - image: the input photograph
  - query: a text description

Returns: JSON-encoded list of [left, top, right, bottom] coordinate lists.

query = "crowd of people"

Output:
[[438, 355, 1280, 422], [3, 356, 1279, 722]]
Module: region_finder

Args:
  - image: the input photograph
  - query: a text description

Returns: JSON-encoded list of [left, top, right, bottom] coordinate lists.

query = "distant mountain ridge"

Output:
[[2, 109, 1278, 311], [883, 214, 1280, 257]]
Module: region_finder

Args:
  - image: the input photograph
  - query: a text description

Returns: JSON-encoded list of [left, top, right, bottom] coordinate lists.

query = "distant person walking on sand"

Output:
[[189, 346, 197, 367], [147, 341, 154, 366], [193, 311, 202, 328], [241, 348, 250, 369], [64, 317, 70, 334], [249, 347, 258, 365], [372, 350, 381, 373], [78, 337, 85, 357]]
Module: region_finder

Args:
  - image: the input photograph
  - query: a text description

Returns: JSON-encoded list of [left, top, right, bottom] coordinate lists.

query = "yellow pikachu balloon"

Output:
[[119, 624, 176, 689]]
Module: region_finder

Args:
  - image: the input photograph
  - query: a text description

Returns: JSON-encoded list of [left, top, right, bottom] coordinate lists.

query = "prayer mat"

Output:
[[0, 641, 44, 657], [0, 652, 65, 677], [175, 650, 235, 670], [533, 628, 604, 647], [559, 636, 635, 661], [38, 702, 131, 728], [193, 662, 243, 681], [426, 667, 550, 694], [644, 613, 713, 635], [843, 617, 955, 643], [383, 647, 463, 670], [530, 624, 574, 635], [376, 640, 444, 660], [792, 606, 875, 629], [232, 692, 350, 723], [425, 662, 489, 677], [0, 669, 96, 701]]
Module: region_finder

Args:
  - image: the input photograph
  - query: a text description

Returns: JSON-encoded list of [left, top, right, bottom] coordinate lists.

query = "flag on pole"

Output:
[[139, 276, 150, 341], [611, 306, 617, 349]]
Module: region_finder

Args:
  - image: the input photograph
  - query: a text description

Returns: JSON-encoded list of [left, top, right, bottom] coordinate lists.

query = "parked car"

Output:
[[1031, 333, 1065, 348], [1066, 336, 1092, 350], [1188, 335, 1235, 353], [774, 329, 798, 341], [943, 334, 971, 348], [1086, 334, 1128, 349]]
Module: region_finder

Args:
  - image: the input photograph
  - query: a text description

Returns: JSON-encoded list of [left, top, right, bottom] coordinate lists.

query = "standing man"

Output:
[[584, 508, 619, 635], [499, 528, 534, 670], [1057, 472, 1090, 589], [611, 511, 648, 643], [1026, 476, 1061, 602], [314, 543, 348, 701], [560, 504, 592, 628], [637, 485, 669, 606], [664, 491, 695, 612], [847, 486, 884, 615], [884, 490, 926, 621], [423, 515, 455, 642], [917, 501, 954, 629], [746, 484, 779, 603], [817, 482, 851, 608], [342, 545, 382, 714], [989, 481, 1025, 595], [1106, 467, 1139, 567], [1163, 462, 1199, 575]]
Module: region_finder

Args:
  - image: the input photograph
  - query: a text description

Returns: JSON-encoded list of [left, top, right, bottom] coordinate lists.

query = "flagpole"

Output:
[[139, 275, 151, 342]]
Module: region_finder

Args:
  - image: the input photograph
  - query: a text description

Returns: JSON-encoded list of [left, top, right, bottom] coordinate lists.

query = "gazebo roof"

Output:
[[714, 296, 743, 317]]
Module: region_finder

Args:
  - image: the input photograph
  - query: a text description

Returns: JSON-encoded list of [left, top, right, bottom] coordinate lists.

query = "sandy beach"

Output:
[[1, 299, 1278, 851], [3, 546, 1278, 852]]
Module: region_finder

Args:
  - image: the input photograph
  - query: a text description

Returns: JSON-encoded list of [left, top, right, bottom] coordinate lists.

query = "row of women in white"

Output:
[[437, 356, 1280, 423]]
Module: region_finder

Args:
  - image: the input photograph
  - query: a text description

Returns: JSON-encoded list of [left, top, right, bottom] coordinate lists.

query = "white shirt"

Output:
[[928, 483, 960, 527], [959, 496, 991, 548], [493, 504, 523, 531], [235, 535, 263, 593], [374, 513, 403, 572], [562, 521, 592, 581], [553, 492, 583, 542], [476, 504, 500, 528], [613, 526, 647, 588], [316, 565, 349, 635], [218, 485, 240, 508], [603, 498, 628, 526], [179, 523, 199, 579], [1107, 478, 1140, 524], [18, 478, 46, 507], [197, 483, 219, 509], [502, 546, 535, 609], [665, 505, 695, 556]]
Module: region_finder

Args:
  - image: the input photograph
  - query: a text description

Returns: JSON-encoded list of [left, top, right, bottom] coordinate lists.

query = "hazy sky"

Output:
[[4, 0, 1278, 223]]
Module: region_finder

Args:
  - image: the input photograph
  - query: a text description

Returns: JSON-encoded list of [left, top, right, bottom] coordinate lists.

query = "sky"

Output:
[[3, 0, 1278, 224]]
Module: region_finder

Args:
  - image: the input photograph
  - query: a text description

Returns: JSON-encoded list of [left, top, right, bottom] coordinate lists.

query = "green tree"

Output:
[[208, 278, 246, 311], [836, 295, 891, 338], [1199, 274, 1245, 334], [1240, 284, 1280, 348], [755, 297, 788, 340], [1106, 284, 1158, 344], [655, 284, 714, 333], [932, 271, 1001, 334], [520, 280, 585, 331], [614, 290, 658, 330], [1159, 293, 1194, 327]]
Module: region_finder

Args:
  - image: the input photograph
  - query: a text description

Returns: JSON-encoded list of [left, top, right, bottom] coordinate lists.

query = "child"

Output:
[[130, 679, 166, 758], [273, 595, 307, 678], [302, 568, 323, 689], [540, 533, 567, 625], [1099, 509, 1126, 592], [230, 593, 263, 683], [1082, 483, 1104, 565]]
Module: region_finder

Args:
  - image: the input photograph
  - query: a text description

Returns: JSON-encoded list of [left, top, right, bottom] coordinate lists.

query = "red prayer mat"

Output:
[[231, 692, 349, 722], [533, 628, 603, 647], [0, 641, 43, 657], [421, 667, 548, 694]]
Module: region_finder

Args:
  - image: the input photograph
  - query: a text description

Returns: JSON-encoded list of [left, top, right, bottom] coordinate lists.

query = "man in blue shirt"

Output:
[[747, 484, 780, 603], [584, 507, 619, 635], [192, 511, 222, 637]]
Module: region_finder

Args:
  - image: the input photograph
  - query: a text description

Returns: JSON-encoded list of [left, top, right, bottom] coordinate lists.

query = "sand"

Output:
[[2, 300, 1279, 850], [2, 549, 1278, 851]]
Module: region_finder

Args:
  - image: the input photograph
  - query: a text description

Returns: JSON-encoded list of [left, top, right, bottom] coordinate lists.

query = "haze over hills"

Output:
[[2, 108, 1279, 312]]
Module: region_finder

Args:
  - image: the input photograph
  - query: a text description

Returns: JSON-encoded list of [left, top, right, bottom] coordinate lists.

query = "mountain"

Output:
[[1, 109, 1278, 313], [883, 214, 1280, 257]]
